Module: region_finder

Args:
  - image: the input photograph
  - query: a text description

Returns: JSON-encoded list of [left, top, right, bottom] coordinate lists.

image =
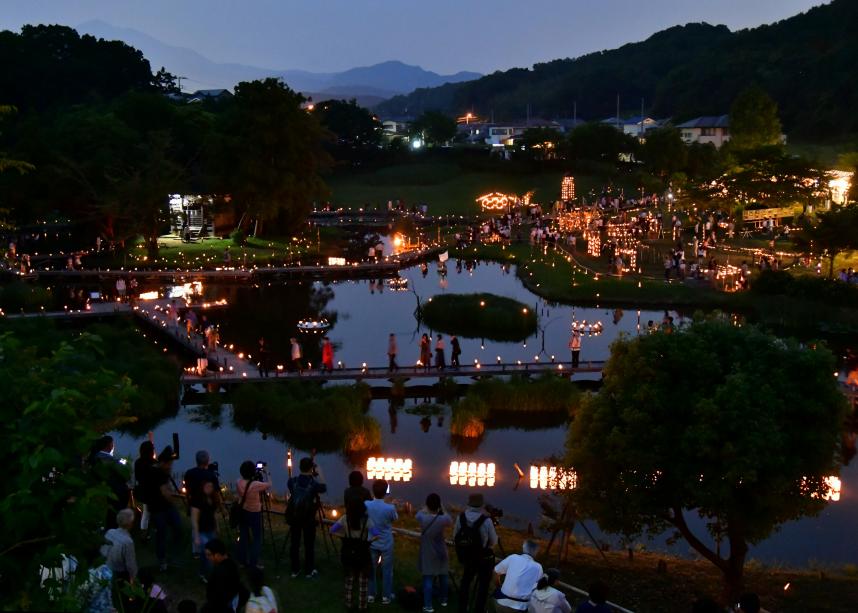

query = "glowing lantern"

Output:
[[561, 175, 576, 201]]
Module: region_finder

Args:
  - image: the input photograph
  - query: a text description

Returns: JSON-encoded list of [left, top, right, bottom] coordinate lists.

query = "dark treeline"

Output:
[[0, 25, 333, 252], [377, 0, 858, 140]]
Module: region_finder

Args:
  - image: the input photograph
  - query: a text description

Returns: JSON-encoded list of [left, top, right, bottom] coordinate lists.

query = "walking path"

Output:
[[5, 247, 445, 283]]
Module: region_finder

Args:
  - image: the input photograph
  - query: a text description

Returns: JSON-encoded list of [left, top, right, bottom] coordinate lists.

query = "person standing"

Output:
[[435, 335, 446, 370], [146, 447, 182, 571], [365, 480, 398, 605], [322, 337, 335, 372], [331, 498, 379, 611], [257, 337, 270, 378], [290, 337, 303, 375], [420, 334, 432, 371], [454, 494, 497, 613], [493, 540, 543, 613], [568, 330, 581, 369], [91, 435, 129, 530], [236, 461, 272, 569], [450, 336, 461, 369], [417, 493, 452, 612], [133, 440, 156, 533], [286, 458, 327, 578], [387, 333, 399, 372], [344, 470, 372, 510], [102, 508, 138, 584], [191, 479, 220, 580]]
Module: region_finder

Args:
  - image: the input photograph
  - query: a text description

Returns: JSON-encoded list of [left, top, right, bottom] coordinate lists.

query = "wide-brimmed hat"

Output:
[[467, 493, 484, 508]]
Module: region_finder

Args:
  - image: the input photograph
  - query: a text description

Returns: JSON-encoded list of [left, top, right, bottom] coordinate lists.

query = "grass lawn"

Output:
[[454, 242, 736, 308], [326, 161, 636, 216], [131, 497, 858, 613], [87, 235, 316, 269]]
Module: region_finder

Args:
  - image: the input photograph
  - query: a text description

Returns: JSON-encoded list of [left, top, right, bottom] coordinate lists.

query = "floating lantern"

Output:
[[367, 457, 413, 482], [529, 465, 577, 491], [449, 460, 496, 487], [297, 318, 331, 334]]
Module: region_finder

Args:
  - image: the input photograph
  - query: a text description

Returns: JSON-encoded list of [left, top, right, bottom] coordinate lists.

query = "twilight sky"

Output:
[[0, 0, 826, 74]]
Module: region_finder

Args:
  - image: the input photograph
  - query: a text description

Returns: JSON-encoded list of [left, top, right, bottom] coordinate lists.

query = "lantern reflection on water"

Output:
[[366, 457, 413, 482], [449, 461, 496, 487], [529, 465, 577, 491]]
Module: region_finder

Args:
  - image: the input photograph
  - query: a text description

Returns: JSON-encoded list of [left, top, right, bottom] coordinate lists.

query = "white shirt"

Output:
[[245, 586, 278, 613], [494, 553, 543, 611]]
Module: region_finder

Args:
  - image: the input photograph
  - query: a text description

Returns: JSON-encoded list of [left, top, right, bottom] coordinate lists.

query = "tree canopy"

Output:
[[410, 111, 457, 146], [567, 319, 847, 600], [729, 86, 783, 151], [214, 78, 332, 235], [795, 204, 858, 278]]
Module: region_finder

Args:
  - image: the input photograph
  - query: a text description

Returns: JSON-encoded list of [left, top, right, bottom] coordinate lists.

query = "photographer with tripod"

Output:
[[286, 457, 327, 579], [185, 450, 221, 580], [454, 493, 498, 613], [236, 460, 273, 569]]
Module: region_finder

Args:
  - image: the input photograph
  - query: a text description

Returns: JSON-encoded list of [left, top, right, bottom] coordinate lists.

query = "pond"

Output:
[[109, 260, 856, 568]]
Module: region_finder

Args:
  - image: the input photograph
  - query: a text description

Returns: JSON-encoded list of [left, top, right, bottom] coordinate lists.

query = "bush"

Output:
[[752, 270, 858, 307], [230, 227, 247, 247], [421, 293, 538, 341]]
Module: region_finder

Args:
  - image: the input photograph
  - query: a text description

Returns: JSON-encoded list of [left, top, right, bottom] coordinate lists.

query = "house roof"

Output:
[[676, 115, 730, 129], [191, 89, 232, 97], [601, 115, 659, 126]]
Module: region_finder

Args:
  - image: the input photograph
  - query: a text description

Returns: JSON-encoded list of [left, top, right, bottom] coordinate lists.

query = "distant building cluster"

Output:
[[377, 111, 738, 150]]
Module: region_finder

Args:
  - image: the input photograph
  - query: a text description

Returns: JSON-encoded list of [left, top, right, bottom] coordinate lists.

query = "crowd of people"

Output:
[[78, 434, 681, 613]]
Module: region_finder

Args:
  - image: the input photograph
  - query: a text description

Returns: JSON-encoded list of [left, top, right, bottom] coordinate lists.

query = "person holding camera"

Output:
[[454, 493, 498, 613], [286, 457, 327, 578], [236, 460, 273, 569], [145, 447, 182, 571], [417, 493, 453, 612]]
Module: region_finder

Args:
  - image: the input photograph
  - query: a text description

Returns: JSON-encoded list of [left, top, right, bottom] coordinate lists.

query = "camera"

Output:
[[485, 503, 504, 524], [255, 461, 268, 480], [209, 461, 219, 476]]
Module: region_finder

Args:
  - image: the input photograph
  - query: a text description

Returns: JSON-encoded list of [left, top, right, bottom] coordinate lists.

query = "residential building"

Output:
[[676, 115, 731, 148], [601, 115, 663, 138]]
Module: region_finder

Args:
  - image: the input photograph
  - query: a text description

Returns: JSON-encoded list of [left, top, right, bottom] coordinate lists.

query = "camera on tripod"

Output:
[[209, 461, 219, 477], [255, 461, 268, 481], [485, 503, 504, 525]]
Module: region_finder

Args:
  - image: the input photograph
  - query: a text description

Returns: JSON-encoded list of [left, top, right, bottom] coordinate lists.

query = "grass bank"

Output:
[[421, 292, 538, 341]]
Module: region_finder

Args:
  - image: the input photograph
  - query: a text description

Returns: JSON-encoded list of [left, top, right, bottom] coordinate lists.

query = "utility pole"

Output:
[[616, 94, 620, 130], [176, 76, 188, 92], [640, 97, 645, 140], [573, 101, 577, 126]]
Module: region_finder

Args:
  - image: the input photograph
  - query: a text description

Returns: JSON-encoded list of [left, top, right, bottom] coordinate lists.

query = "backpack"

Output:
[[285, 477, 316, 526], [340, 516, 371, 571], [229, 479, 253, 529], [454, 513, 490, 564]]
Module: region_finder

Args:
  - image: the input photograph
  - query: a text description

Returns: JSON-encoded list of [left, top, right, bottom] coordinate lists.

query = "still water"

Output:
[[114, 261, 856, 567]]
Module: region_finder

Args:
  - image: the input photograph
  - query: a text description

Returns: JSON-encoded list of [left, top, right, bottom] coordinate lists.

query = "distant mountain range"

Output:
[[76, 20, 481, 105], [375, 0, 858, 139]]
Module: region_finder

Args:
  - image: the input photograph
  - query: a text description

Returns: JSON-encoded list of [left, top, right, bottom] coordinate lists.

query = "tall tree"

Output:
[[567, 319, 847, 602], [564, 122, 637, 164], [795, 204, 858, 278], [729, 86, 783, 151], [520, 127, 563, 160], [312, 99, 381, 150], [410, 111, 457, 146], [641, 127, 687, 179], [215, 78, 331, 235]]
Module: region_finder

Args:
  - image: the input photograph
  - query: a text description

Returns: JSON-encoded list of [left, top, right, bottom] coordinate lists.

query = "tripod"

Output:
[[260, 489, 281, 567]]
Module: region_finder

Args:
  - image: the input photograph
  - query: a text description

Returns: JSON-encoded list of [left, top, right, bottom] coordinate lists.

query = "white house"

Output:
[[601, 115, 662, 138], [381, 118, 412, 136], [676, 115, 731, 148]]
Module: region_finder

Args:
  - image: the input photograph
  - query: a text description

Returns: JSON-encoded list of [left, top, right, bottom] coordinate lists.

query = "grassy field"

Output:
[[129, 497, 858, 613], [326, 161, 635, 216]]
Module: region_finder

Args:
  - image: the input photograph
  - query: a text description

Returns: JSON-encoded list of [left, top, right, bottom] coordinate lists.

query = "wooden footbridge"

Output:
[[180, 360, 608, 386], [5, 247, 444, 284]]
